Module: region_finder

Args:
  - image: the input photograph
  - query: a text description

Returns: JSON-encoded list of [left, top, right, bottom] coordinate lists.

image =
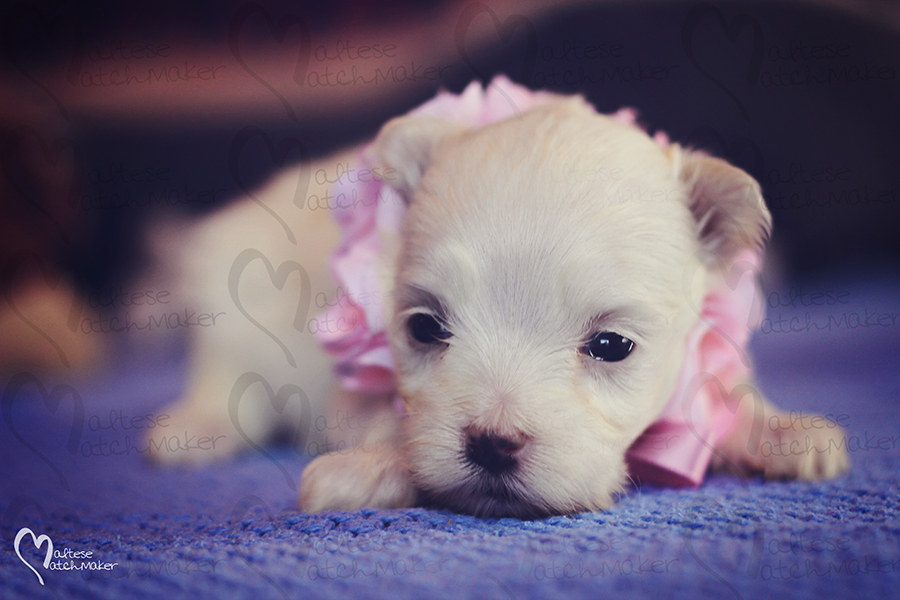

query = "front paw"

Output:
[[756, 414, 850, 481], [299, 442, 416, 512], [714, 407, 850, 481], [145, 402, 245, 465]]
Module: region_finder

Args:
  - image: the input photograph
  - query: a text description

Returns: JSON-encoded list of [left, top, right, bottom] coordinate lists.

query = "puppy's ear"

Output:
[[366, 116, 465, 201], [679, 149, 772, 265]]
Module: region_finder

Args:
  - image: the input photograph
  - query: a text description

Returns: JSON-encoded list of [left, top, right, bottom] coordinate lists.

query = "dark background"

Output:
[[1, 0, 899, 365], [2, 4, 899, 599]]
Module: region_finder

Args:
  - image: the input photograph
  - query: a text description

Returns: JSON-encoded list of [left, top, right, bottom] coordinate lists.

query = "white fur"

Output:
[[145, 95, 848, 517]]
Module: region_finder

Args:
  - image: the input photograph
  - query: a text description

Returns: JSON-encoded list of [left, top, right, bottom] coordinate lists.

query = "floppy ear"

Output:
[[366, 116, 465, 201], [679, 149, 772, 265]]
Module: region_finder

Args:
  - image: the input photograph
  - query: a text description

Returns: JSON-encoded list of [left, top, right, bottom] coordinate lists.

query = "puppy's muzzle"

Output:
[[464, 427, 527, 475]]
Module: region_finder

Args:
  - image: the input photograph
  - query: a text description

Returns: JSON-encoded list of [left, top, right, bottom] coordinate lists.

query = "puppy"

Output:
[[146, 78, 848, 518]]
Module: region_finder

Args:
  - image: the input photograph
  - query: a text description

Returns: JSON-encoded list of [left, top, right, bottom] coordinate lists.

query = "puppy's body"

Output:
[[148, 157, 387, 458], [149, 84, 848, 517]]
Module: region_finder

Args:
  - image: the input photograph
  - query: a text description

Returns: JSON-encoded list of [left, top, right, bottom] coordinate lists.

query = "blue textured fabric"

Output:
[[2, 274, 899, 600]]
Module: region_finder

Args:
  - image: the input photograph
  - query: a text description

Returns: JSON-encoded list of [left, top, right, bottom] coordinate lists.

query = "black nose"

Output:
[[465, 429, 526, 475]]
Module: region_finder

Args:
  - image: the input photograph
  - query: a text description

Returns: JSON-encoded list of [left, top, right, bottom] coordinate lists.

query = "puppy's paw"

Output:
[[714, 404, 850, 482], [299, 442, 416, 512], [145, 402, 244, 465], [755, 415, 850, 481]]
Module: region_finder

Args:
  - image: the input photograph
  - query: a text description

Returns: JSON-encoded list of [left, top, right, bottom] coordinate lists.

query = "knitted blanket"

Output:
[[2, 274, 898, 600]]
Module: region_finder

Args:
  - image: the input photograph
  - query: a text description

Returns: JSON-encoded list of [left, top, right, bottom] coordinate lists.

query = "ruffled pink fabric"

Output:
[[313, 76, 763, 487], [625, 250, 763, 486]]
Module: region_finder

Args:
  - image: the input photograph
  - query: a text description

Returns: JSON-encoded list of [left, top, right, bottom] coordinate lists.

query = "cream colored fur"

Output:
[[146, 97, 848, 517]]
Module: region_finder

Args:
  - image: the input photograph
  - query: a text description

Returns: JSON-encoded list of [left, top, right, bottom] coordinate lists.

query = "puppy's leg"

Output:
[[144, 162, 343, 465], [299, 404, 416, 512], [148, 320, 338, 465], [146, 364, 248, 465], [712, 388, 850, 481]]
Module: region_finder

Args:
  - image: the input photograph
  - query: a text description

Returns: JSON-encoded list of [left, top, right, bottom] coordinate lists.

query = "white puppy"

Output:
[[147, 79, 848, 518]]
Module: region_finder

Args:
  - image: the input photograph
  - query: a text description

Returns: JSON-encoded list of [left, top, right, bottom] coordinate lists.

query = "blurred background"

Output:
[[2, 0, 899, 376], [3, 6, 899, 598]]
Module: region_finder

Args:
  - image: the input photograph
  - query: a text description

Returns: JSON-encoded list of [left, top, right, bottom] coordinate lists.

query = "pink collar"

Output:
[[313, 76, 763, 488]]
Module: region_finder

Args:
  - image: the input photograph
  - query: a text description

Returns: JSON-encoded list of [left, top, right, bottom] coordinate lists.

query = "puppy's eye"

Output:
[[408, 313, 452, 344], [582, 332, 634, 362]]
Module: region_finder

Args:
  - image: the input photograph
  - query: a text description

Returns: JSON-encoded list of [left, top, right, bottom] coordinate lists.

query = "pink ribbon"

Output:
[[313, 76, 763, 487], [625, 249, 762, 486]]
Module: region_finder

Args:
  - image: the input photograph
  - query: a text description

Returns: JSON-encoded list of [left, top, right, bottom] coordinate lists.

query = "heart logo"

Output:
[[14, 527, 53, 585], [2, 372, 84, 491], [229, 495, 296, 599], [680, 372, 767, 471], [3, 495, 51, 535], [2, 250, 85, 368], [686, 126, 765, 179], [228, 126, 311, 244], [228, 2, 311, 122], [5, 496, 84, 592], [1, 3, 84, 121], [681, 250, 765, 370], [229, 374, 312, 491], [680, 494, 765, 599], [2, 126, 85, 242], [682, 3, 764, 121], [455, 2, 538, 85], [227, 248, 311, 368], [3, 494, 84, 541]]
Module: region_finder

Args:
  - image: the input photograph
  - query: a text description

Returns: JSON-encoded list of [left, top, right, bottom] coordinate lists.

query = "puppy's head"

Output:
[[370, 98, 770, 518]]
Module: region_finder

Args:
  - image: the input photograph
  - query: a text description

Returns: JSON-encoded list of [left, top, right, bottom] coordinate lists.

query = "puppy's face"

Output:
[[372, 99, 769, 517]]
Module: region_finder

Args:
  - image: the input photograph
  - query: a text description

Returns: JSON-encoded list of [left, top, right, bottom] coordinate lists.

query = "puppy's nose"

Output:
[[464, 428, 526, 475]]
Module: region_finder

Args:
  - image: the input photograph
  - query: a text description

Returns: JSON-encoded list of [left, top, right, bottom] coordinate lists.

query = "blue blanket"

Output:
[[2, 273, 898, 600]]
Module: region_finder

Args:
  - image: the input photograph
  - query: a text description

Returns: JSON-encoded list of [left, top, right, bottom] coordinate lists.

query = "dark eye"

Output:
[[408, 313, 452, 344], [582, 332, 634, 362]]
